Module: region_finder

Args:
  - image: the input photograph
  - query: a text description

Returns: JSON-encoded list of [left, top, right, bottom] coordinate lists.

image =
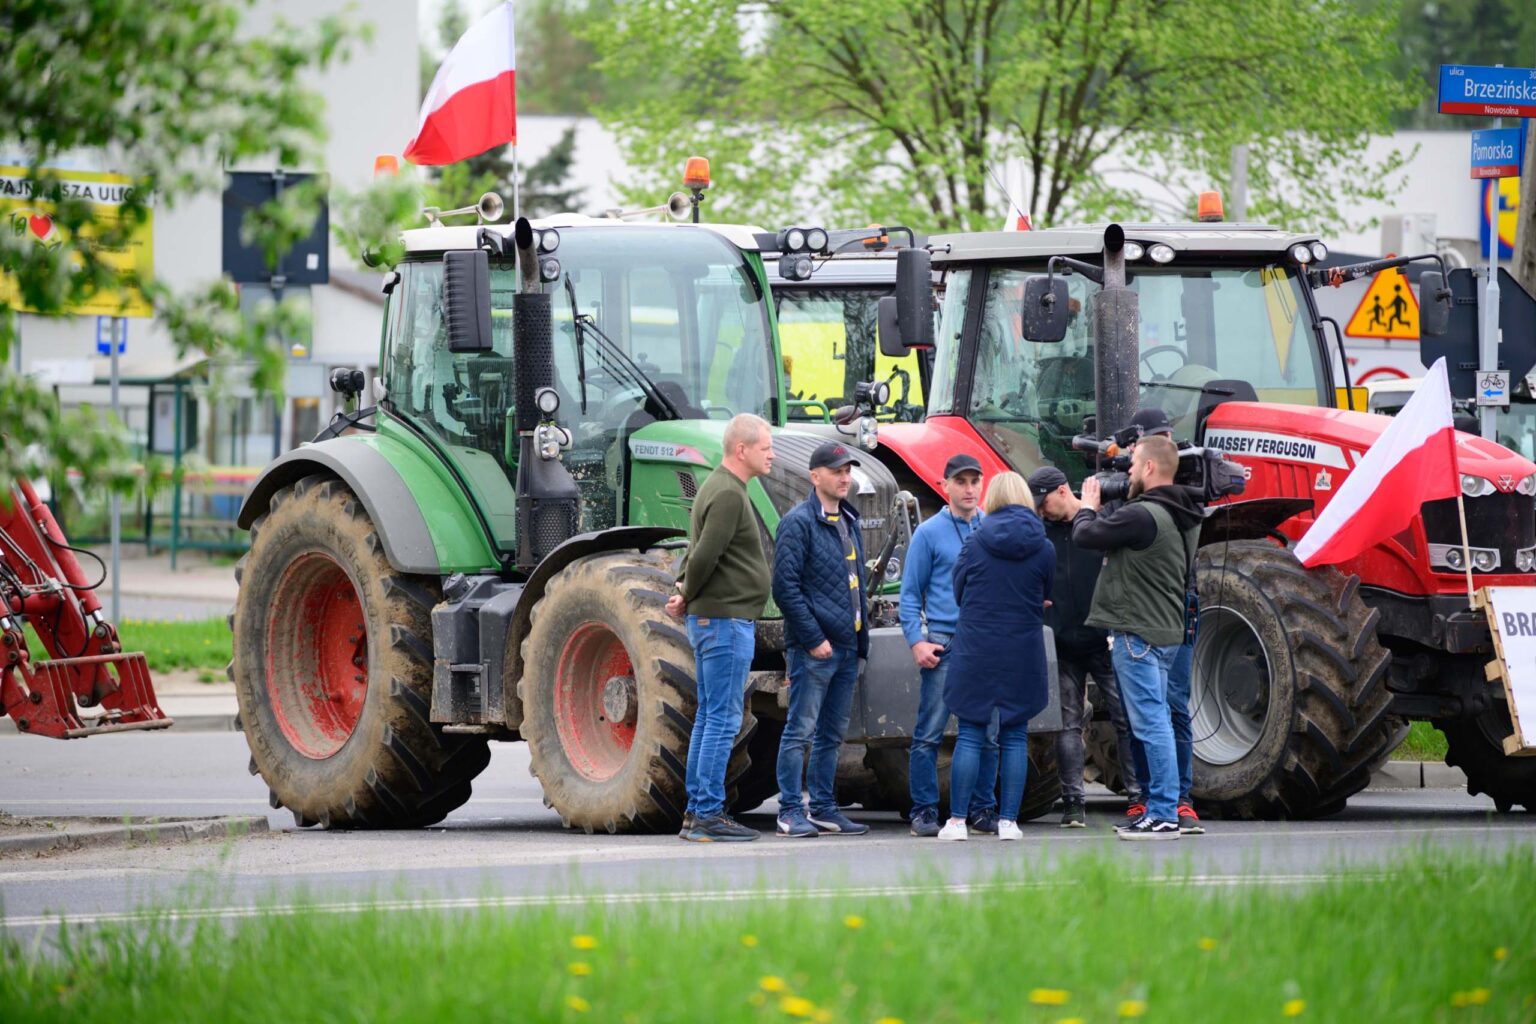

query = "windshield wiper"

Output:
[[565, 295, 681, 421], [565, 276, 590, 414], [1140, 379, 1235, 396]]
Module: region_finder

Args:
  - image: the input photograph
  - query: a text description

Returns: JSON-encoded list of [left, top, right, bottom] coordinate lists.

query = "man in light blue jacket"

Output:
[[899, 454, 999, 837]]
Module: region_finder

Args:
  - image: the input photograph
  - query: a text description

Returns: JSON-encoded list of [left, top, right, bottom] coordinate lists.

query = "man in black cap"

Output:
[[771, 441, 871, 837], [1027, 466, 1142, 827], [898, 453, 999, 837]]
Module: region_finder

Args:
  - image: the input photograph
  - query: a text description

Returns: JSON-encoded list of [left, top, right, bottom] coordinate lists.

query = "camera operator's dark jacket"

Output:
[[1041, 517, 1110, 655], [1073, 485, 1202, 647]]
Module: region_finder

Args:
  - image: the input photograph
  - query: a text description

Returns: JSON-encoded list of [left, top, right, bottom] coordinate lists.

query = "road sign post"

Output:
[[108, 316, 123, 626]]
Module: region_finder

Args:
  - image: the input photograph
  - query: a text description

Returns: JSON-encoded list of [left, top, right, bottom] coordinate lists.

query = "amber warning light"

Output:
[[374, 154, 399, 178], [1197, 190, 1224, 222], [683, 156, 711, 190]]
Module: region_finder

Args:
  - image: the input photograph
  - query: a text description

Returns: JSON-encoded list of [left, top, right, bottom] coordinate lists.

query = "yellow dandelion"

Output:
[[571, 935, 599, 950], [1198, 937, 1218, 951], [1283, 999, 1306, 1017], [567, 962, 592, 977], [760, 976, 788, 993], [778, 995, 815, 1017], [843, 914, 865, 930], [566, 995, 590, 1013], [1029, 989, 1071, 1006], [1468, 988, 1490, 1006], [1494, 947, 1508, 961], [1056, 1019, 1085, 1024], [1118, 1000, 1147, 1018], [1451, 992, 1470, 1008], [874, 1018, 904, 1024], [741, 934, 759, 948]]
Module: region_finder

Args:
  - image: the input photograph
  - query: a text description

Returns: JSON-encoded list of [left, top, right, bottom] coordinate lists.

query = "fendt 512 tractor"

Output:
[[874, 215, 1536, 816], [231, 194, 1059, 832]]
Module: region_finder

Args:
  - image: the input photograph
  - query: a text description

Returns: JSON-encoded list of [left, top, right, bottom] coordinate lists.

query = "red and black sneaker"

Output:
[[1124, 802, 1146, 822], [1177, 803, 1205, 835]]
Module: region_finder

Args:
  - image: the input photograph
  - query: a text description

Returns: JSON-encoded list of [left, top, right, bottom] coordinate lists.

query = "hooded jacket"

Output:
[[1041, 517, 1109, 654], [943, 504, 1056, 728], [1073, 484, 1203, 647]]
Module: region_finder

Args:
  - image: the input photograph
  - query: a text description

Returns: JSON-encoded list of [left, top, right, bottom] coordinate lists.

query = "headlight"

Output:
[[1446, 547, 1466, 570], [1462, 474, 1495, 497], [1148, 243, 1175, 264], [1429, 543, 1500, 573], [1310, 241, 1328, 262], [783, 227, 806, 252], [537, 228, 560, 253], [1123, 241, 1145, 261], [539, 257, 562, 283], [535, 386, 560, 416], [858, 415, 879, 452], [1518, 548, 1536, 572], [1517, 475, 1536, 496], [778, 252, 814, 281], [1289, 243, 1313, 265], [805, 227, 829, 252], [1474, 550, 1498, 572]]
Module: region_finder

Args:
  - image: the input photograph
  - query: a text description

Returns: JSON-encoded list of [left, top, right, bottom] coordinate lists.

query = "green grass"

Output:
[[25, 617, 230, 674], [1391, 720, 1450, 762], [3, 850, 1533, 1022]]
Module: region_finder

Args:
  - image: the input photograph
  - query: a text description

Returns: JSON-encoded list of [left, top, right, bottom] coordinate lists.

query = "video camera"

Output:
[[1071, 424, 1246, 505]]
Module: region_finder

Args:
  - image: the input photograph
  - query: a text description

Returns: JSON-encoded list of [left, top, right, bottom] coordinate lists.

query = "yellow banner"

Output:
[[0, 165, 153, 317]]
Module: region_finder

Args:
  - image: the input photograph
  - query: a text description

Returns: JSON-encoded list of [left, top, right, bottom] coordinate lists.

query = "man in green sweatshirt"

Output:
[[665, 413, 775, 841]]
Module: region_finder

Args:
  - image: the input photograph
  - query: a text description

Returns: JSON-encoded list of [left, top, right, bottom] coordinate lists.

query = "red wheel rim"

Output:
[[265, 552, 368, 759], [553, 621, 638, 781]]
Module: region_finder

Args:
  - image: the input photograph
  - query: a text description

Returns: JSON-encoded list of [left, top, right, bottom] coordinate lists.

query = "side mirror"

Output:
[[894, 248, 935, 349], [1419, 270, 1451, 337], [877, 295, 908, 357], [444, 249, 493, 352], [1021, 275, 1070, 343]]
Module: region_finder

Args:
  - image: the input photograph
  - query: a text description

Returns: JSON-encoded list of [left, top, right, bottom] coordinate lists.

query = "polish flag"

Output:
[[1295, 357, 1459, 567], [404, 2, 517, 166]]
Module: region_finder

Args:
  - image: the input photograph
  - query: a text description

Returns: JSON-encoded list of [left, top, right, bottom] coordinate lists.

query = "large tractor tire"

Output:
[[860, 736, 1061, 821], [1189, 540, 1400, 819], [518, 551, 751, 833], [731, 715, 784, 814], [1083, 719, 1128, 795], [232, 475, 491, 828], [1440, 707, 1536, 813]]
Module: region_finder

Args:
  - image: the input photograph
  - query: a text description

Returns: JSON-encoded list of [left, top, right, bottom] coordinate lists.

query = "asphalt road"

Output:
[[2, 733, 1532, 944]]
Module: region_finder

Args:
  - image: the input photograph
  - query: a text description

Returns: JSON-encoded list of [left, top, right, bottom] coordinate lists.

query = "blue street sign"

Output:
[[95, 316, 125, 356], [1439, 64, 1536, 118], [1472, 125, 1527, 179]]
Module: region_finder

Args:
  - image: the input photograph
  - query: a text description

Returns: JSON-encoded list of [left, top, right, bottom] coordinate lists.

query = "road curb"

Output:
[[1369, 761, 1467, 790], [0, 714, 240, 736], [0, 815, 267, 856]]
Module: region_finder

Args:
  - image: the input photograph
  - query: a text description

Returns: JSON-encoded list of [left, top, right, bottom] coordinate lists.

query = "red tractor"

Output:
[[871, 220, 1536, 817]]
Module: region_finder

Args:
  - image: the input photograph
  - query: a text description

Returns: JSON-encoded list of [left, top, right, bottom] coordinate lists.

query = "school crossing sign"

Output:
[[1344, 265, 1419, 341]]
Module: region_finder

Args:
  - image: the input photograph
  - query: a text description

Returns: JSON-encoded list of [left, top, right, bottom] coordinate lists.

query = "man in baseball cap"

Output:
[[1130, 407, 1173, 438], [808, 441, 861, 470]]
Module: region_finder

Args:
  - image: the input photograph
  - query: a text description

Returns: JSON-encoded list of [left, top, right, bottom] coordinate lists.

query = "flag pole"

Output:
[[511, 144, 521, 222]]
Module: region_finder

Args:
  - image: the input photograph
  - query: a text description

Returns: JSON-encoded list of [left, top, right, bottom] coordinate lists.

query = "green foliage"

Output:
[[26, 617, 230, 672], [1384, 0, 1536, 129], [1392, 719, 1451, 761], [588, 0, 1420, 235], [0, 0, 362, 491]]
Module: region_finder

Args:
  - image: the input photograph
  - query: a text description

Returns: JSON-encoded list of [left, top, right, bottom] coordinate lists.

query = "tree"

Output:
[[0, 0, 359, 489], [1381, 0, 1536, 129], [587, 0, 1420, 234]]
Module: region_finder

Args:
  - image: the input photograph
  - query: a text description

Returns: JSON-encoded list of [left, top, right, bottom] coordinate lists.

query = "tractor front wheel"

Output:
[[1441, 706, 1536, 812]]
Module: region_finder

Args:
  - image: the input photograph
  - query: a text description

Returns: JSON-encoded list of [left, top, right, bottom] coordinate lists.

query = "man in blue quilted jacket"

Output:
[[772, 441, 871, 838]]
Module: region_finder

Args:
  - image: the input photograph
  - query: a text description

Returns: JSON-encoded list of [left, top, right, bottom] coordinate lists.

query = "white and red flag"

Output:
[[1295, 357, 1460, 568], [404, 1, 517, 166]]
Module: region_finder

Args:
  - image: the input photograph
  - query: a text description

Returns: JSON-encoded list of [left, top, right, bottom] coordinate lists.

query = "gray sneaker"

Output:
[[678, 812, 695, 839], [910, 808, 941, 837], [686, 814, 759, 842], [1058, 801, 1087, 829]]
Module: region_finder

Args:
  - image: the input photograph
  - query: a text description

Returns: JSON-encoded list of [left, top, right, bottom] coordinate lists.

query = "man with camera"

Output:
[[1073, 434, 1203, 840]]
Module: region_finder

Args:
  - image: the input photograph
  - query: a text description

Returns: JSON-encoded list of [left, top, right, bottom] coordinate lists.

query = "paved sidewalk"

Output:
[[87, 546, 237, 621]]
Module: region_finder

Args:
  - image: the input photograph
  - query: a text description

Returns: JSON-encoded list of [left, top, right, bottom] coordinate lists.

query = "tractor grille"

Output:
[[1422, 492, 1536, 572], [761, 429, 900, 570], [676, 470, 698, 500]]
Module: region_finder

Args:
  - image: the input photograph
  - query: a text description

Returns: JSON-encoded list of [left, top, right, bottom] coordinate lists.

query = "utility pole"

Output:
[[1514, 110, 1536, 297]]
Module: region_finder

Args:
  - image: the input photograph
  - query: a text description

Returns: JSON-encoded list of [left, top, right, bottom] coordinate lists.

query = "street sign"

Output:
[[94, 316, 125, 355], [1439, 64, 1536, 119], [1476, 370, 1508, 407], [1344, 266, 1419, 340], [1471, 126, 1527, 179]]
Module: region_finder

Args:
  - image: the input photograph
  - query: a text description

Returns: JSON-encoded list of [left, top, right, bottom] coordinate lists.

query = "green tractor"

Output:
[[230, 200, 992, 832]]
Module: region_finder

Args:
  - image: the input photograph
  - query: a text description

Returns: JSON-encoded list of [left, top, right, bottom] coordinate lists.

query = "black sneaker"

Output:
[[967, 809, 999, 835], [1117, 817, 1180, 841], [910, 809, 941, 838], [686, 815, 759, 842], [1058, 801, 1086, 829], [809, 809, 869, 835], [677, 812, 695, 839]]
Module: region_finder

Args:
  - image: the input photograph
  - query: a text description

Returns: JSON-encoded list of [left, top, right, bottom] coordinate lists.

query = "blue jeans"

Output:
[[1127, 597, 1199, 805], [777, 645, 859, 816], [951, 717, 1029, 823], [1110, 631, 1182, 823], [685, 616, 754, 820], [910, 633, 998, 817]]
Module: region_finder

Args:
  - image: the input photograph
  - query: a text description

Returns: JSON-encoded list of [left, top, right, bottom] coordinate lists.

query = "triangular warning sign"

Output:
[[1344, 266, 1419, 340]]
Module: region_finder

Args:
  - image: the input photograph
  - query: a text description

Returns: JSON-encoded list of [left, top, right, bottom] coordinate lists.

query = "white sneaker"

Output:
[[997, 819, 1023, 841], [936, 818, 968, 842]]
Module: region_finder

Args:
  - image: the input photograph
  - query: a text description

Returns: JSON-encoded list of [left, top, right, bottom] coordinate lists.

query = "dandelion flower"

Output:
[[741, 934, 759, 948], [1450, 992, 1470, 1008], [1283, 999, 1306, 1016], [1029, 989, 1070, 1006], [874, 1018, 903, 1024], [571, 935, 599, 950], [567, 962, 592, 976], [1494, 947, 1508, 961], [778, 995, 815, 1017], [1198, 937, 1218, 952], [1118, 1000, 1147, 1018], [843, 914, 865, 930], [760, 976, 788, 993], [566, 995, 590, 1013], [1468, 988, 1490, 1005], [1056, 1019, 1085, 1024]]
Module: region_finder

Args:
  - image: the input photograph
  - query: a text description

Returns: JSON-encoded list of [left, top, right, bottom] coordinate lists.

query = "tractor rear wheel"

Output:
[[860, 736, 1060, 821], [1441, 707, 1536, 812], [1189, 541, 1399, 819], [518, 551, 751, 833], [232, 475, 490, 828], [1083, 719, 1128, 795], [731, 715, 783, 814]]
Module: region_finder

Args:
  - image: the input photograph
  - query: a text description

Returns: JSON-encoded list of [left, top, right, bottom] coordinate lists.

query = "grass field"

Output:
[[3, 850, 1532, 1023], [25, 617, 231, 676]]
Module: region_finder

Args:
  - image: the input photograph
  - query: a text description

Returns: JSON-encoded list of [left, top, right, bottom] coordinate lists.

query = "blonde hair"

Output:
[[983, 471, 1035, 514]]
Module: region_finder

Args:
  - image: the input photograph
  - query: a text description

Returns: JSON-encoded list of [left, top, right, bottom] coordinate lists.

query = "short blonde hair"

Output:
[[983, 471, 1035, 514]]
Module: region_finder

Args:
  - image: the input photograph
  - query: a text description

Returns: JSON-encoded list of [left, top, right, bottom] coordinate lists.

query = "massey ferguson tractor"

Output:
[[874, 215, 1536, 817], [229, 195, 1058, 832]]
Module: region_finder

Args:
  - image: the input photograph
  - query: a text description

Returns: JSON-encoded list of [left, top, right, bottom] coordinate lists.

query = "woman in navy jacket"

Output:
[[939, 471, 1056, 841]]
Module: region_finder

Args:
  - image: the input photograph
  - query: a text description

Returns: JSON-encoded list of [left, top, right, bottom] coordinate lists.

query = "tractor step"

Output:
[[5, 652, 172, 739]]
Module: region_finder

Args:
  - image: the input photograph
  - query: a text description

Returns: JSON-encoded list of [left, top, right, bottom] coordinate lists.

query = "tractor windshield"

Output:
[[775, 286, 924, 422], [931, 261, 1327, 485]]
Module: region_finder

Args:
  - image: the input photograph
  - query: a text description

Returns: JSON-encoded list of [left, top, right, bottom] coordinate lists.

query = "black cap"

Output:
[[1130, 407, 1172, 437], [810, 441, 861, 470], [1027, 466, 1069, 500], [943, 453, 983, 480]]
